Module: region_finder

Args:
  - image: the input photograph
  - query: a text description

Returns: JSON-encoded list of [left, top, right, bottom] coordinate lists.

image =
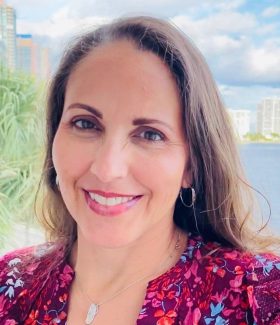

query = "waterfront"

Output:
[[240, 143, 280, 235]]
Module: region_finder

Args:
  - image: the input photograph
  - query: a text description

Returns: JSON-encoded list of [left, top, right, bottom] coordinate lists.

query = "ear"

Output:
[[181, 168, 192, 188]]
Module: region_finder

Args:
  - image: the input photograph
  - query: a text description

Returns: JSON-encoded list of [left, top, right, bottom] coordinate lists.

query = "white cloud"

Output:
[[212, 41, 280, 86], [5, 0, 246, 18], [172, 13, 280, 86], [263, 37, 280, 47], [172, 12, 256, 39], [16, 6, 110, 38], [13, 0, 279, 89], [67, 0, 198, 18], [211, 35, 242, 50], [219, 84, 280, 110], [215, 0, 246, 11], [262, 6, 280, 18], [64, 0, 247, 18], [8, 0, 50, 6], [248, 46, 280, 83], [255, 23, 279, 36]]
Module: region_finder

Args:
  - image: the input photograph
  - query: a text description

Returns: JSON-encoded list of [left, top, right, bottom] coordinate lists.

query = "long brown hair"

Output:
[[37, 16, 276, 254]]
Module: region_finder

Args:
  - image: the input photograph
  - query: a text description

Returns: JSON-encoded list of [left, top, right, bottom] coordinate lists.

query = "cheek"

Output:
[[52, 129, 91, 183], [134, 148, 187, 196]]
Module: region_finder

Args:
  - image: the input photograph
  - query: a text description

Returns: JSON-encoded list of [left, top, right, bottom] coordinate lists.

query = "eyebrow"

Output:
[[67, 103, 173, 131], [133, 118, 173, 131], [67, 103, 103, 119]]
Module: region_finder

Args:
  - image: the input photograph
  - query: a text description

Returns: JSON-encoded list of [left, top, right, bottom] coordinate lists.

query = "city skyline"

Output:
[[228, 98, 280, 138], [0, 1, 51, 78], [257, 97, 280, 135], [2, 0, 280, 111]]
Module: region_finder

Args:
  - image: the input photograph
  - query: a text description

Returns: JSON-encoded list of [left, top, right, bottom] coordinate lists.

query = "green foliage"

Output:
[[270, 133, 280, 139], [244, 132, 268, 142], [243, 132, 280, 143], [0, 66, 44, 248]]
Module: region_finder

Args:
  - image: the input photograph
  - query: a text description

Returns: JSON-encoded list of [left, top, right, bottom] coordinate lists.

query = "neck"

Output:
[[70, 222, 186, 299]]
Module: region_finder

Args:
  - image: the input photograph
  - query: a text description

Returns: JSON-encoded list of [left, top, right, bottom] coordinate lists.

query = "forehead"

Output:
[[65, 40, 181, 121], [68, 40, 178, 95]]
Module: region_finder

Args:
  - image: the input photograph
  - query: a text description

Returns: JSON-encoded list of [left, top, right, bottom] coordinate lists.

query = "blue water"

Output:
[[240, 143, 280, 234]]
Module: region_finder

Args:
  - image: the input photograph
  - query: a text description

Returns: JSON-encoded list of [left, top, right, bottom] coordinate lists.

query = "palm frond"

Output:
[[0, 65, 45, 247]]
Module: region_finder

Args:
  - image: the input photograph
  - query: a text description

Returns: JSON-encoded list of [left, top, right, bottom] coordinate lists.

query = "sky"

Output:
[[6, 0, 280, 111]]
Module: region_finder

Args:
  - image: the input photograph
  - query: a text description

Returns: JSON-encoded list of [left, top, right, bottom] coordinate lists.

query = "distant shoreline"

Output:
[[239, 140, 280, 144], [239, 133, 280, 144]]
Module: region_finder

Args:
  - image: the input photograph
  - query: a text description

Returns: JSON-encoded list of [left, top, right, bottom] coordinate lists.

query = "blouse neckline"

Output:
[[62, 233, 199, 322]]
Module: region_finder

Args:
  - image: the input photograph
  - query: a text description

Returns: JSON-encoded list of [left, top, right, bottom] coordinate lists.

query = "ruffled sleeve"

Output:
[[0, 243, 67, 323], [246, 253, 280, 325], [0, 246, 38, 322], [177, 237, 280, 325]]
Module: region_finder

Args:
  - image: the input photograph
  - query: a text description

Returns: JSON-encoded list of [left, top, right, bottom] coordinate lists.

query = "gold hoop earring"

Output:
[[179, 187, 196, 208]]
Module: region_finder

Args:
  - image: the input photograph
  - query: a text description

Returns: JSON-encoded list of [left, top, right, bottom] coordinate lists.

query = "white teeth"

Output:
[[88, 192, 134, 206], [95, 193, 107, 205], [106, 197, 116, 206], [114, 197, 123, 205]]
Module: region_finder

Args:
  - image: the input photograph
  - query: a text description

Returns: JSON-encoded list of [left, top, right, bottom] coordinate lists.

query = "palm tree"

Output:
[[0, 66, 44, 250]]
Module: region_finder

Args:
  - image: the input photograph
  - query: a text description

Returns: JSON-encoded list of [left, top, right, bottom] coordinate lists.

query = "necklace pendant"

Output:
[[85, 303, 99, 324]]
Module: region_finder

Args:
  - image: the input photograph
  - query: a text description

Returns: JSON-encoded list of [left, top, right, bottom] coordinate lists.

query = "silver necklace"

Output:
[[75, 232, 181, 325]]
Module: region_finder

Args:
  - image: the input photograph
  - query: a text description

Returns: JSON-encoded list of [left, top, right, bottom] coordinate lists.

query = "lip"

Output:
[[84, 191, 142, 217]]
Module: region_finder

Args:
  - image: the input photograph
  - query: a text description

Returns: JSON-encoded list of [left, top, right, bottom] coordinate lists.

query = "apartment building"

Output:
[[0, 0, 16, 70], [228, 109, 251, 139], [257, 98, 280, 136]]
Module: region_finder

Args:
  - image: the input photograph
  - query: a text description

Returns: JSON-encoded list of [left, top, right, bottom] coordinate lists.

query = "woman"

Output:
[[1, 16, 280, 325]]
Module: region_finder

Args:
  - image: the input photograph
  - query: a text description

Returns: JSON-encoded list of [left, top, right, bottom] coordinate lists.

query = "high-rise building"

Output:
[[16, 34, 51, 79], [228, 109, 251, 139], [257, 98, 280, 135], [0, 0, 16, 70], [16, 34, 35, 74]]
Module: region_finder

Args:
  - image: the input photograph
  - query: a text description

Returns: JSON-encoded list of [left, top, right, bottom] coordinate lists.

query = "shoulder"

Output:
[[179, 235, 280, 324], [0, 243, 60, 285], [245, 252, 280, 324], [185, 234, 280, 279], [0, 243, 65, 322], [0, 245, 38, 299]]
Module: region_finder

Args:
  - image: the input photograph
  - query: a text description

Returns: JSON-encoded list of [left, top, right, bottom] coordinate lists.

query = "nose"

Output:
[[89, 139, 129, 183]]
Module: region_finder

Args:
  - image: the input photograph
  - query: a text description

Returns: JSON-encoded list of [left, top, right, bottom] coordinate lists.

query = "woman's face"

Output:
[[52, 40, 191, 247]]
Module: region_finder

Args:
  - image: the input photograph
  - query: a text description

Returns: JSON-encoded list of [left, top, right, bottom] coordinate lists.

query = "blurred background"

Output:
[[0, 0, 279, 254]]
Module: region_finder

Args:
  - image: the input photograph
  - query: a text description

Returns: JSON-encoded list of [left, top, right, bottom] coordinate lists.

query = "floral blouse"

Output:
[[1, 234, 280, 324]]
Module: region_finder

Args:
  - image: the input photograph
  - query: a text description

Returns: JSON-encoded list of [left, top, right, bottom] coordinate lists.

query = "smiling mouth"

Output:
[[88, 192, 136, 206], [84, 190, 142, 216]]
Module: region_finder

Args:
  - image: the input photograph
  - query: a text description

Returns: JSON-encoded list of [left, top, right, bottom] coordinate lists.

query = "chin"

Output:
[[79, 226, 141, 249]]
